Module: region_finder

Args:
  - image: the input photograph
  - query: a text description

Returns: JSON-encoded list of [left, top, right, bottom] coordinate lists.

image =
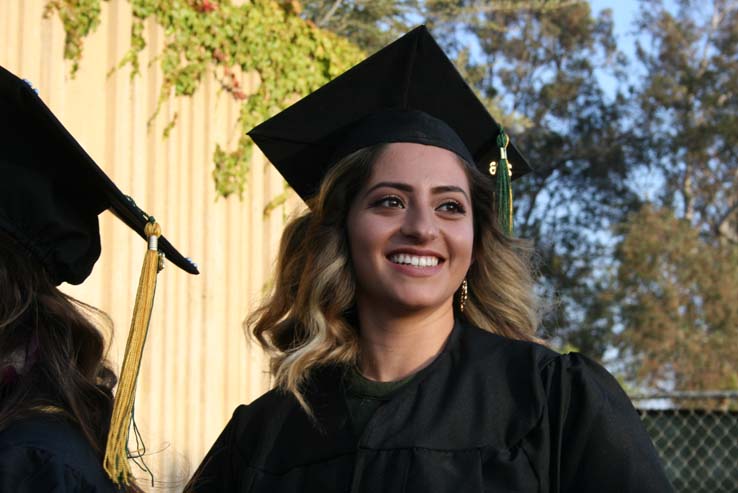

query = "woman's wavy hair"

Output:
[[0, 230, 118, 459], [249, 144, 542, 409]]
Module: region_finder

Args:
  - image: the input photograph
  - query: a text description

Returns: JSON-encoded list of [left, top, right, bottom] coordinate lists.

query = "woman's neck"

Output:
[[355, 303, 455, 382]]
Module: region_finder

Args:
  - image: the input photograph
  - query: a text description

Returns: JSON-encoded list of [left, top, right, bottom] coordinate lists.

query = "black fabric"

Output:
[[333, 110, 475, 168], [248, 26, 534, 202], [0, 415, 122, 492], [344, 366, 415, 438], [0, 65, 198, 284], [185, 322, 673, 492]]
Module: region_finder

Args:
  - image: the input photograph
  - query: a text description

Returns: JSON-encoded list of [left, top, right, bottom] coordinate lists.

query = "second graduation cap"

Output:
[[248, 25, 534, 205], [0, 65, 198, 486], [0, 65, 198, 285]]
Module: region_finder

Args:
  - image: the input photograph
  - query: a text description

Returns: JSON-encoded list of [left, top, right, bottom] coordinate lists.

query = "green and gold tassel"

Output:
[[494, 128, 514, 235]]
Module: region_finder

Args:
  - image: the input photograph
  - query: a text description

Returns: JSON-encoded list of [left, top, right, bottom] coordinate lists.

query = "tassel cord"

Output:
[[495, 129, 514, 235], [103, 221, 162, 486]]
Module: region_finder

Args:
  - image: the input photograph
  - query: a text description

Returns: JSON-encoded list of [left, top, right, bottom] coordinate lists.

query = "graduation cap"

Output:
[[248, 25, 534, 233], [0, 65, 198, 485], [0, 66, 198, 284]]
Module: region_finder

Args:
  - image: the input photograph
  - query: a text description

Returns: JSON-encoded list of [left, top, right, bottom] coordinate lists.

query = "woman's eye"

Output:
[[437, 201, 466, 214], [371, 196, 404, 208]]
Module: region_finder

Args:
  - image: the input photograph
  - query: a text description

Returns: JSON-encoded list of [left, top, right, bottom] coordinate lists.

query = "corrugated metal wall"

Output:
[[1, 1, 296, 488]]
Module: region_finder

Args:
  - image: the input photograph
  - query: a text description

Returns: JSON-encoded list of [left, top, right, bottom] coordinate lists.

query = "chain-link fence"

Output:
[[632, 391, 738, 493]]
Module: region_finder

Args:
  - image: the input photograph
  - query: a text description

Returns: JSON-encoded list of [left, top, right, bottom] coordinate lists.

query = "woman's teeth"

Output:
[[388, 254, 440, 267]]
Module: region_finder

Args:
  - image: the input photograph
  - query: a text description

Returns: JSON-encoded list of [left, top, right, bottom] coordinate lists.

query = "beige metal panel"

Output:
[[183, 50, 207, 472], [1, 1, 283, 490]]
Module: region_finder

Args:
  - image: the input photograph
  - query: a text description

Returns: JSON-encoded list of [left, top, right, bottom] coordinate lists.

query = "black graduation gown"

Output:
[[0, 415, 121, 493], [186, 322, 673, 492]]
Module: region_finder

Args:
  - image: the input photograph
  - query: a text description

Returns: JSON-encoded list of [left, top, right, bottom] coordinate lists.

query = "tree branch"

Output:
[[318, 0, 343, 27], [715, 201, 738, 244], [463, 0, 586, 15], [682, 171, 695, 223], [696, 3, 724, 78]]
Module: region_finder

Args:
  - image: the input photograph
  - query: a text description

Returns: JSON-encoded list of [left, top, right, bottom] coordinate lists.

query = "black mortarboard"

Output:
[[0, 65, 199, 285], [248, 25, 534, 203]]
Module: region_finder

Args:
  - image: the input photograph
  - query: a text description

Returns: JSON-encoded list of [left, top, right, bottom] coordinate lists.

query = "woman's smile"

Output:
[[388, 253, 441, 267], [386, 249, 445, 277]]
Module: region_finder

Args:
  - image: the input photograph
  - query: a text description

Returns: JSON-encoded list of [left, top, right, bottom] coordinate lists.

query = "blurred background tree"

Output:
[[607, 0, 738, 391]]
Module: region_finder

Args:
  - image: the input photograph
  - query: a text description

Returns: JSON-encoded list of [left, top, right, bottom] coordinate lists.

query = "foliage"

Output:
[[44, 0, 103, 76], [302, 1, 588, 53], [46, 0, 364, 198], [302, 0, 420, 52], [610, 205, 738, 390], [605, 0, 738, 390], [302, 0, 589, 128], [634, 0, 738, 244]]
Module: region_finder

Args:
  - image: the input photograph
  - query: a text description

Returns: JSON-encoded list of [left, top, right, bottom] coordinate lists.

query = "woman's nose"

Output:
[[400, 206, 438, 242]]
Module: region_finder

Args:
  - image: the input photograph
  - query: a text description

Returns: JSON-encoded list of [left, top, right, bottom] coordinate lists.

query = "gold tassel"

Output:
[[103, 220, 163, 485]]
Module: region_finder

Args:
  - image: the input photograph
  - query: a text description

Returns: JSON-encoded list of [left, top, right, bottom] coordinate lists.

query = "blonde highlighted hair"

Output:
[[248, 144, 542, 409]]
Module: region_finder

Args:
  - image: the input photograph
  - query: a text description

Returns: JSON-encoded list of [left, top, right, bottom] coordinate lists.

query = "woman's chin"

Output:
[[365, 294, 454, 316]]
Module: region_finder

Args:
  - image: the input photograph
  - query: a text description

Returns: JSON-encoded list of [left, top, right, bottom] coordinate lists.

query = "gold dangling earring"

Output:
[[459, 278, 468, 313]]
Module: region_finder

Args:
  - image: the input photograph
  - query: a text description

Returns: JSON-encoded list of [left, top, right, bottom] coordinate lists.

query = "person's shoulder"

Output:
[[230, 387, 299, 425], [458, 325, 625, 401], [538, 351, 631, 404], [535, 353, 674, 491], [446, 323, 562, 422], [0, 414, 119, 492], [226, 386, 307, 449], [453, 323, 573, 414], [457, 322, 560, 368], [219, 379, 345, 469], [0, 413, 90, 455]]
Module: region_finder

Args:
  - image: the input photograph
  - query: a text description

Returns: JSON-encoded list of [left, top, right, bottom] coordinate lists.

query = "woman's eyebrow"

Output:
[[364, 182, 470, 201], [432, 185, 470, 201], [363, 181, 413, 197]]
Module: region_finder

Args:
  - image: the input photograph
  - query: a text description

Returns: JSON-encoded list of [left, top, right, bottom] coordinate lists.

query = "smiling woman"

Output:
[[185, 26, 673, 493]]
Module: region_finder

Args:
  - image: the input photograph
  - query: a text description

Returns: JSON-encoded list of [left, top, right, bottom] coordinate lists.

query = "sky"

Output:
[[589, 0, 680, 66], [588, 0, 673, 200], [589, 0, 642, 58], [588, 0, 643, 98]]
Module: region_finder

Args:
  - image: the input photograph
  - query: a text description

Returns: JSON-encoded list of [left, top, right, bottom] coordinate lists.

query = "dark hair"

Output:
[[0, 229, 117, 457]]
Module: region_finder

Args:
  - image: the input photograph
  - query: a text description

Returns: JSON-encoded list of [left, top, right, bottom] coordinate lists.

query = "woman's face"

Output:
[[346, 142, 474, 316]]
